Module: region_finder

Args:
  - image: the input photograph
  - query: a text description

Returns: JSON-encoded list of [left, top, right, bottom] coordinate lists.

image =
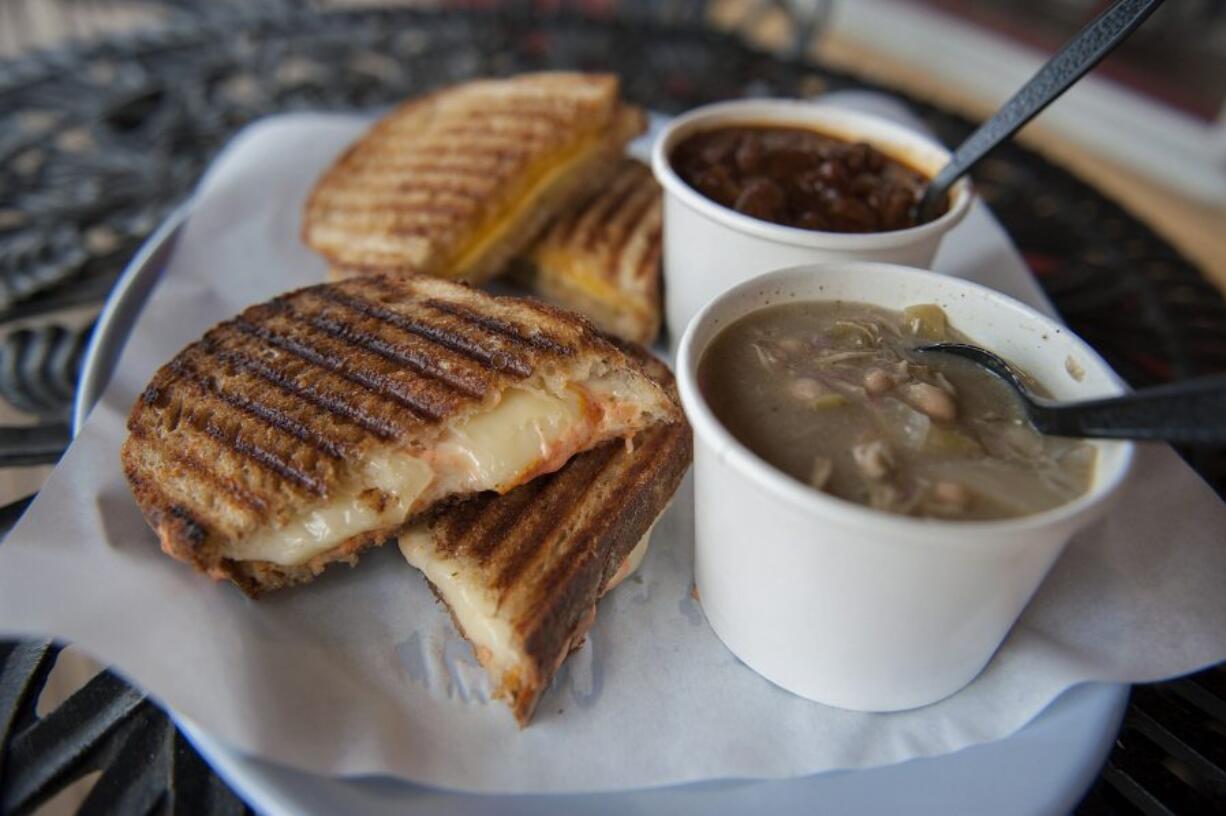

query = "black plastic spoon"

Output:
[[915, 0, 1165, 223], [918, 343, 1226, 445]]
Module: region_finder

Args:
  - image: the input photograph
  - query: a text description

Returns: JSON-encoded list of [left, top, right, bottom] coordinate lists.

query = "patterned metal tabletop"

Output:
[[0, 3, 1224, 814]]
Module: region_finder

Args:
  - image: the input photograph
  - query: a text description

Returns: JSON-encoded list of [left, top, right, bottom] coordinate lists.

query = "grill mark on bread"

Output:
[[368, 157, 525, 179], [196, 420, 326, 496], [520, 157, 662, 344], [211, 348, 404, 441], [170, 358, 348, 460], [550, 158, 648, 249], [606, 187, 660, 285], [339, 161, 512, 181], [467, 484, 544, 564], [311, 205, 468, 227], [429, 131, 552, 152], [123, 464, 214, 550], [167, 504, 209, 547], [439, 108, 576, 134], [378, 203, 472, 223], [416, 131, 534, 162], [491, 442, 617, 591], [424, 299, 573, 356], [233, 319, 444, 421], [317, 288, 535, 377], [320, 162, 499, 184], [506, 295, 604, 338], [350, 204, 471, 224], [130, 386, 331, 501], [311, 191, 484, 214], [640, 229, 663, 279], [292, 293, 495, 399], [297, 310, 483, 404], [530, 425, 671, 600], [409, 110, 576, 135], [554, 184, 605, 245], [503, 459, 618, 573], [425, 476, 543, 564], [576, 166, 644, 250], [125, 422, 286, 529], [159, 442, 270, 516], [126, 429, 264, 522], [384, 222, 455, 239], [432, 123, 563, 146]]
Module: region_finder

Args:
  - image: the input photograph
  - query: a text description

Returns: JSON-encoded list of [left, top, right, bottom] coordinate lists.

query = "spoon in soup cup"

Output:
[[918, 344, 1226, 445]]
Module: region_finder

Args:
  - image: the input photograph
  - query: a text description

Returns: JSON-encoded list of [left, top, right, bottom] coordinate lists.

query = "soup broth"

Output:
[[698, 301, 1095, 520]]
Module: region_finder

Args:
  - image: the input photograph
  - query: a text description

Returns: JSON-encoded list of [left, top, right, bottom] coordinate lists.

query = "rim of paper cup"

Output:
[[651, 99, 973, 250], [675, 262, 1136, 544]]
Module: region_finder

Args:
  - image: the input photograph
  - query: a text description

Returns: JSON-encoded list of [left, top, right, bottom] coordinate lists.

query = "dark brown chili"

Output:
[[671, 125, 945, 233]]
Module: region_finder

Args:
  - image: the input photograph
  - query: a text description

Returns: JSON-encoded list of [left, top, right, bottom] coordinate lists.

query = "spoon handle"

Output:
[[917, 0, 1165, 222], [1031, 375, 1226, 445]]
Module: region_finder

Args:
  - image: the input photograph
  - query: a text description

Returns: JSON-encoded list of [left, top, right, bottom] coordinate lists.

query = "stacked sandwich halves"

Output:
[[305, 72, 664, 346], [122, 73, 688, 726]]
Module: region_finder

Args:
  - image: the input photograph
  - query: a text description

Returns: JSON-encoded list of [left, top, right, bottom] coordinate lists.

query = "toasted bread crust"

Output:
[[122, 273, 678, 595], [517, 157, 663, 344], [303, 73, 646, 283], [414, 358, 691, 724]]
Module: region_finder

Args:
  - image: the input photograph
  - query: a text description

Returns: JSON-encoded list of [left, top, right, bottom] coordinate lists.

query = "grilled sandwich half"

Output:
[[122, 273, 680, 595], [400, 372, 691, 725], [304, 72, 645, 284], [515, 157, 663, 345]]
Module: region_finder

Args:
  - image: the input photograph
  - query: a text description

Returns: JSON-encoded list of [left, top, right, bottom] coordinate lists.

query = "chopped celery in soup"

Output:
[[698, 301, 1095, 520]]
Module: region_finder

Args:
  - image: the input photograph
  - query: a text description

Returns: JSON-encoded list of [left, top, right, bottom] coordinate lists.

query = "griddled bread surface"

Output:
[[518, 157, 663, 345], [304, 72, 645, 283], [122, 273, 678, 595], [408, 357, 690, 725]]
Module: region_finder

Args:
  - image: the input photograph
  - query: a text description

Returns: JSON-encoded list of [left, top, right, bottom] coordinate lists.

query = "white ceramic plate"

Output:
[[72, 106, 1129, 814]]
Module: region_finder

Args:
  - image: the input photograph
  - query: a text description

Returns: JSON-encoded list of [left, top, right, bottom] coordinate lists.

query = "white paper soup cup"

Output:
[[653, 99, 973, 342], [676, 263, 1134, 711]]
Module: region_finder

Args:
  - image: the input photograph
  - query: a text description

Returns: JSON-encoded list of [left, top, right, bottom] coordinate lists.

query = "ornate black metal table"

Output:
[[1, 4, 1224, 814]]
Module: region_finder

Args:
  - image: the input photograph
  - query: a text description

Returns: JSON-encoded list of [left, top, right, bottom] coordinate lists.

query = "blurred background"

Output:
[[1, 0, 1222, 280]]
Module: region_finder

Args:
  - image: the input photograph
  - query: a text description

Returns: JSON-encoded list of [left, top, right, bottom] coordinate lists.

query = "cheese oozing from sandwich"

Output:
[[398, 523, 654, 679], [229, 454, 434, 566], [441, 130, 605, 278], [223, 385, 599, 566]]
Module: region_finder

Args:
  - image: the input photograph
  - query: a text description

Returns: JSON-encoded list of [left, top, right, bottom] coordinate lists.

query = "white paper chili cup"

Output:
[[652, 99, 973, 341], [675, 263, 1134, 711]]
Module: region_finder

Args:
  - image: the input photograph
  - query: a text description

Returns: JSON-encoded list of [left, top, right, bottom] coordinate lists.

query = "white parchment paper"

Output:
[[1, 104, 1225, 795]]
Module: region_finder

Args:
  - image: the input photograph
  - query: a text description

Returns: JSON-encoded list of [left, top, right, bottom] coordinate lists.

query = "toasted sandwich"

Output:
[[121, 273, 680, 595], [515, 157, 663, 345], [400, 383, 691, 726], [303, 72, 646, 284]]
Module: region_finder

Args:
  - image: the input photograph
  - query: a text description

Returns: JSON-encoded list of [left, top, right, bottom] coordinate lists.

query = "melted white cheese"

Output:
[[426, 386, 587, 496], [398, 525, 654, 675], [227, 454, 434, 566], [399, 525, 516, 673], [222, 386, 591, 567]]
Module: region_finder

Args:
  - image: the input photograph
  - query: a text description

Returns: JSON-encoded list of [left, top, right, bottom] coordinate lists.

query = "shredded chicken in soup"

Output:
[[698, 301, 1095, 520]]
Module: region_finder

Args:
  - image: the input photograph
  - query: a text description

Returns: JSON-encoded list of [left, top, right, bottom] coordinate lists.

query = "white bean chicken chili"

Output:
[[698, 301, 1096, 520]]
